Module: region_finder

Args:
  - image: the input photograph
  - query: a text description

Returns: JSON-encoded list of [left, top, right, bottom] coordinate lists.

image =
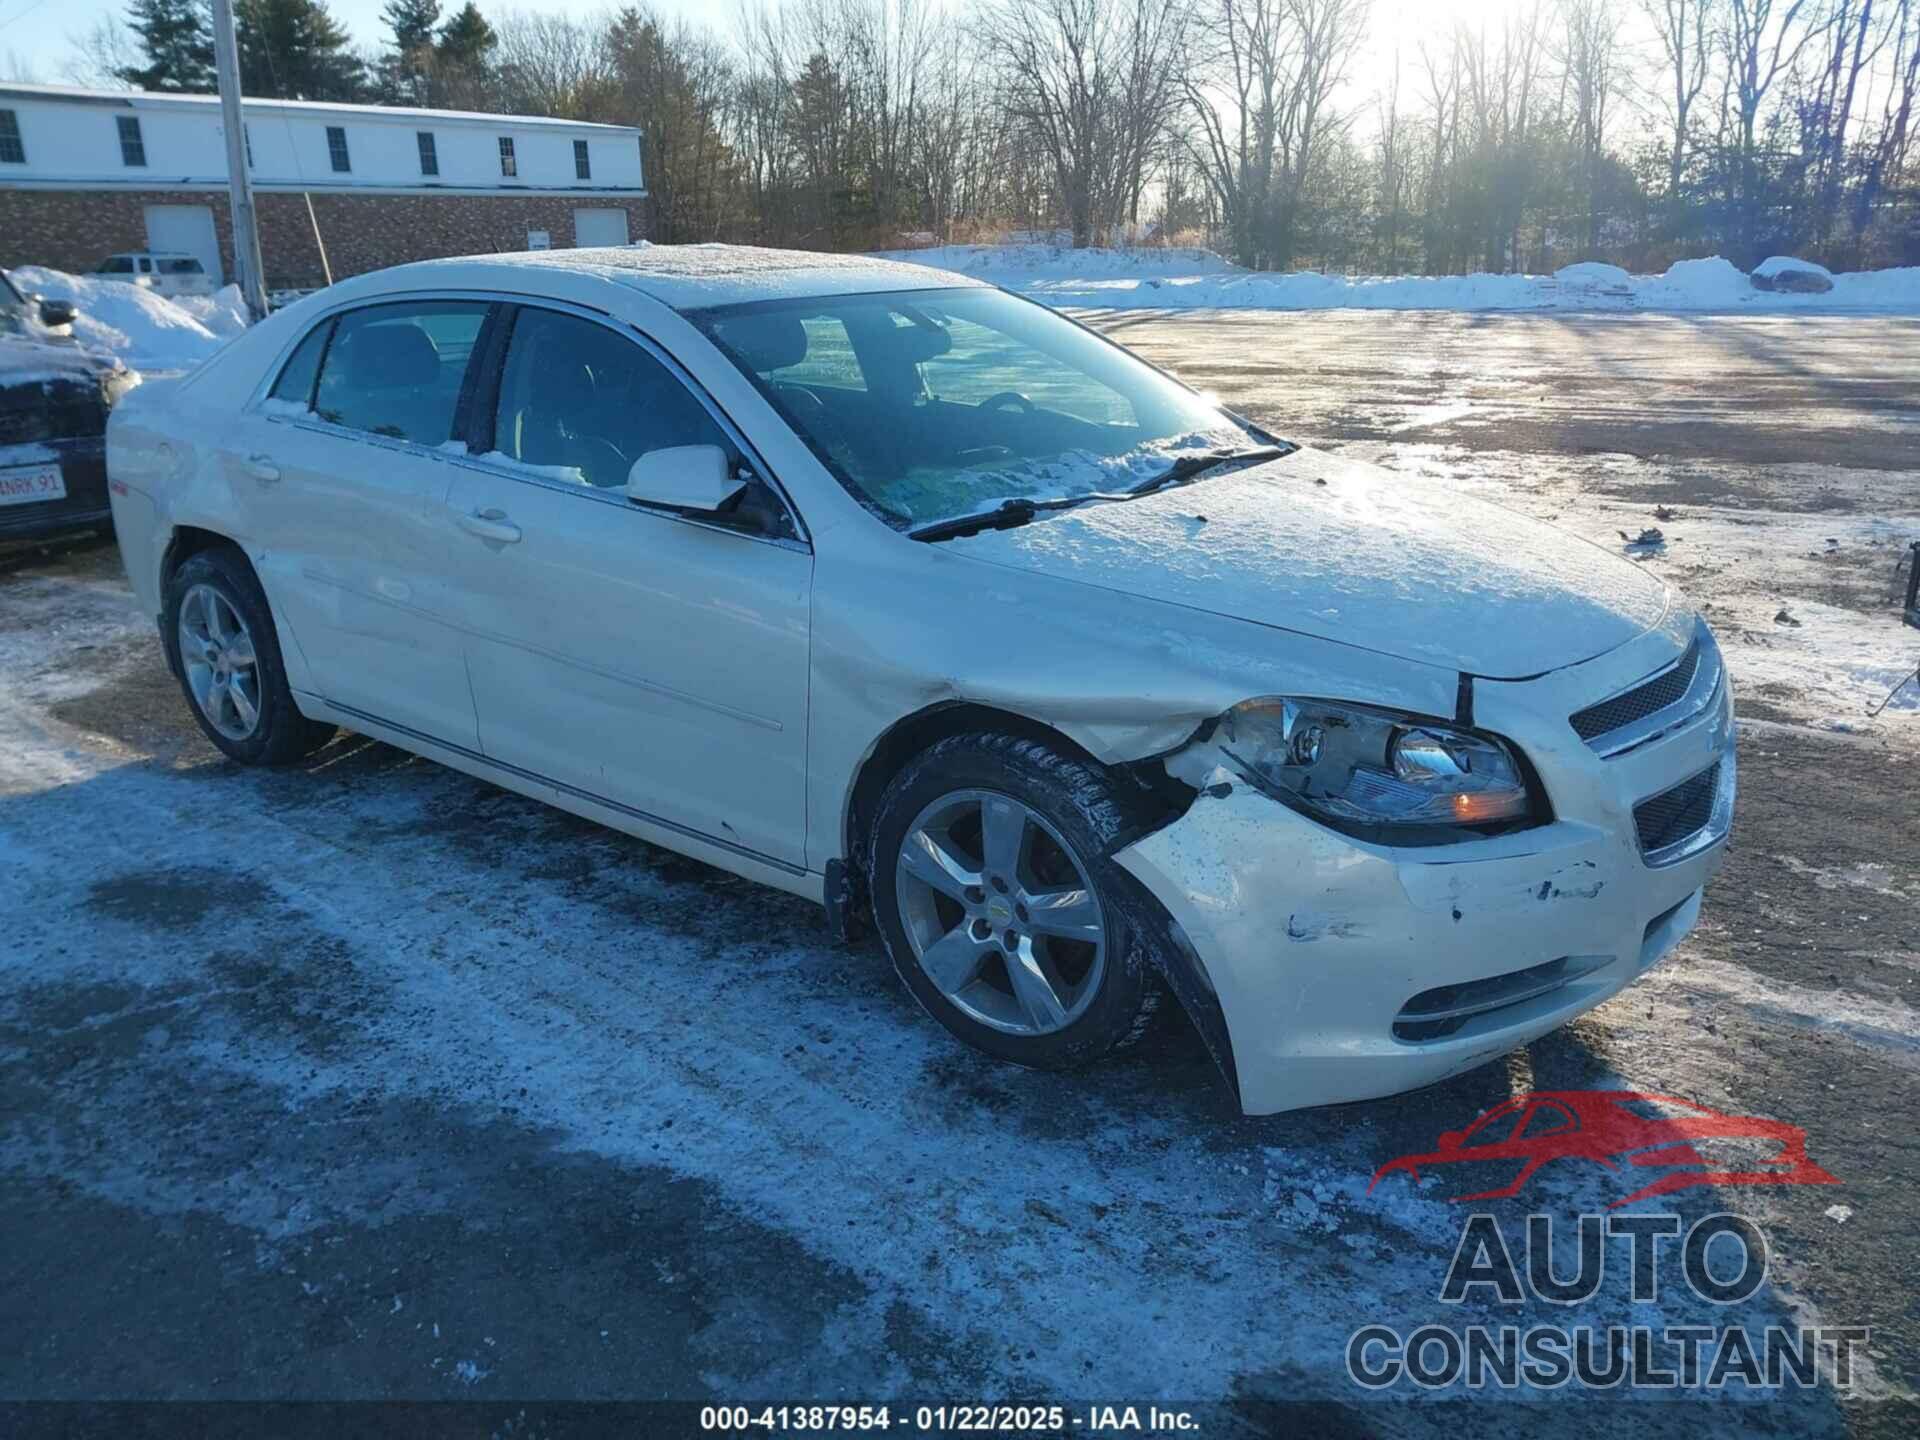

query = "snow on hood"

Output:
[[945, 448, 1671, 679], [0, 336, 115, 386]]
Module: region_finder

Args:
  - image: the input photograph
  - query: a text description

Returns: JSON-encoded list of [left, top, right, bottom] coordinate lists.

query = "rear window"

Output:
[[312, 300, 489, 443], [267, 320, 334, 410]]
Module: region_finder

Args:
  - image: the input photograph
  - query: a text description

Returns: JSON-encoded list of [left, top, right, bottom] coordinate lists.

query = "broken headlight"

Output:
[[1216, 698, 1535, 837]]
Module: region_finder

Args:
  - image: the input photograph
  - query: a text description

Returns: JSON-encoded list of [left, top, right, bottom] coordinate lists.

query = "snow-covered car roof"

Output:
[[350, 244, 988, 312]]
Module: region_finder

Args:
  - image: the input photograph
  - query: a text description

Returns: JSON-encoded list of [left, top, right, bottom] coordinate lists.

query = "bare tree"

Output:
[[984, 0, 1189, 247], [66, 16, 143, 90], [1642, 0, 1713, 197], [1559, 0, 1625, 251], [1186, 0, 1371, 267]]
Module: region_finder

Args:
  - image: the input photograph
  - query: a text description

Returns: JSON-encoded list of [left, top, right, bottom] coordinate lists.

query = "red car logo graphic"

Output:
[[1368, 1090, 1839, 1208]]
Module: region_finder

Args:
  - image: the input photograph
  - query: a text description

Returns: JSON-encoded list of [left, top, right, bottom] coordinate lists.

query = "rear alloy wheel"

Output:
[[163, 547, 335, 766], [177, 583, 262, 742], [871, 733, 1162, 1070]]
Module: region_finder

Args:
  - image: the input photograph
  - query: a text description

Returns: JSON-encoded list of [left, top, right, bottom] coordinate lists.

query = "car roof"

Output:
[[345, 243, 986, 313]]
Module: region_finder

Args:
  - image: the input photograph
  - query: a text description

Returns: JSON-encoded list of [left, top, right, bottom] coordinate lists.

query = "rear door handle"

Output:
[[243, 454, 280, 482], [454, 507, 522, 544]]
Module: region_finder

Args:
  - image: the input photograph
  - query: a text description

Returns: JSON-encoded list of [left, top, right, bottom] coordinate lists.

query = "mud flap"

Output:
[[822, 857, 867, 945]]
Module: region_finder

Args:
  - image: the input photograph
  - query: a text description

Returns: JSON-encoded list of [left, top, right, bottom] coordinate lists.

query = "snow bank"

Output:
[[9, 266, 243, 373], [876, 245, 1920, 314]]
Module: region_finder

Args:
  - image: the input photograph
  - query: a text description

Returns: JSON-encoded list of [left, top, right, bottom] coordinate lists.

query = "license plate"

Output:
[[0, 463, 66, 507]]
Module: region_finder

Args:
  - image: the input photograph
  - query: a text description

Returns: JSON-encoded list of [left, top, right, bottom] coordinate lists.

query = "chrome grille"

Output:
[[1571, 639, 1699, 740], [1569, 623, 1723, 759], [1634, 763, 1720, 856]]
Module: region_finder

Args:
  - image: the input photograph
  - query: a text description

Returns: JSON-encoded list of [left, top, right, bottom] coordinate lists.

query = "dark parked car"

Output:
[[1, 268, 138, 540]]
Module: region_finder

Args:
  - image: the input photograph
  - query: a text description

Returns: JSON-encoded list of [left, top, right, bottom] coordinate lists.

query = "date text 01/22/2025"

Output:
[[699, 1405, 1203, 1433]]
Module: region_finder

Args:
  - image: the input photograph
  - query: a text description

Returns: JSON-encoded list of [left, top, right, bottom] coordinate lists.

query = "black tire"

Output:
[[162, 545, 335, 765], [869, 732, 1164, 1071]]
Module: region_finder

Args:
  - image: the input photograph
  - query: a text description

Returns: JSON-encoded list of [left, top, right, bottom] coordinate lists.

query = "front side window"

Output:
[[326, 125, 351, 173], [0, 109, 23, 164], [498, 136, 516, 177], [492, 307, 728, 490], [417, 131, 438, 176], [312, 300, 489, 442], [573, 139, 590, 180], [693, 288, 1251, 529], [117, 115, 147, 167]]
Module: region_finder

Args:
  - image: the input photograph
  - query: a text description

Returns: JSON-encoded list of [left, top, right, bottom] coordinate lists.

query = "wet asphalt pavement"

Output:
[[2, 309, 1917, 1436]]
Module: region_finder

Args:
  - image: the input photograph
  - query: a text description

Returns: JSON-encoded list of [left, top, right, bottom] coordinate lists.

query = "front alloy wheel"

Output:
[[871, 733, 1163, 1071], [896, 789, 1107, 1036]]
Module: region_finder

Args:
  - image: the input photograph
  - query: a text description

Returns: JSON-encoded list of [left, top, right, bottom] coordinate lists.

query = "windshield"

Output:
[[690, 288, 1258, 528]]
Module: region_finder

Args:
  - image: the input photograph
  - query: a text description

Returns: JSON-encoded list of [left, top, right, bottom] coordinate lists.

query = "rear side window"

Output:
[[492, 308, 728, 489], [99, 256, 135, 274], [268, 320, 334, 409], [313, 301, 489, 443], [160, 258, 203, 275]]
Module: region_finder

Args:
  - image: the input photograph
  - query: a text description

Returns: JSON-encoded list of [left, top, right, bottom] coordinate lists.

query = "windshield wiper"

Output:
[[1125, 445, 1292, 499], [908, 444, 1293, 543], [909, 495, 1090, 543]]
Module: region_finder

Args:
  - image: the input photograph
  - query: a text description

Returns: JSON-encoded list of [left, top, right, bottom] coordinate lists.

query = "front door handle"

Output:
[[243, 454, 280, 482], [455, 507, 522, 544]]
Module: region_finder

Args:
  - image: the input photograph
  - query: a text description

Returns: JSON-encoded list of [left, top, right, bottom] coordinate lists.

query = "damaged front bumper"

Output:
[[1115, 622, 1736, 1116]]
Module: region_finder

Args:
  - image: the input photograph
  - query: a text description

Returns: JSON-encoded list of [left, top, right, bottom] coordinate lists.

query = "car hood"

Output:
[[943, 447, 1672, 679], [0, 334, 118, 385]]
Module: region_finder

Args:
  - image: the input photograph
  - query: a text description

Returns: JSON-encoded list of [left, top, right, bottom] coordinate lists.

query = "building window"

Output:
[[243, 125, 254, 168], [327, 125, 351, 173], [417, 131, 438, 176], [117, 115, 147, 167], [498, 136, 516, 178], [0, 109, 24, 164], [574, 140, 590, 180]]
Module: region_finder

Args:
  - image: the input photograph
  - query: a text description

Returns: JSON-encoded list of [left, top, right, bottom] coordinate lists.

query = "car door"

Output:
[[234, 297, 492, 748], [440, 303, 813, 869]]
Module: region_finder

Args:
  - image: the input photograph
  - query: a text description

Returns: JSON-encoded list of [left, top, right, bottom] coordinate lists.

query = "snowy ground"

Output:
[[1, 309, 1916, 1432], [876, 244, 1920, 314]]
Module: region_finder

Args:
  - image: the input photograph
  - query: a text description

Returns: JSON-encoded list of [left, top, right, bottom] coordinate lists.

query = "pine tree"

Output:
[[434, 2, 495, 73], [384, 0, 439, 56], [234, 0, 364, 102], [117, 0, 216, 93], [379, 0, 440, 104]]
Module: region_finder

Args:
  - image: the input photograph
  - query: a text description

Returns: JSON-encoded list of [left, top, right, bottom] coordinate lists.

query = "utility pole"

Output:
[[211, 0, 269, 322]]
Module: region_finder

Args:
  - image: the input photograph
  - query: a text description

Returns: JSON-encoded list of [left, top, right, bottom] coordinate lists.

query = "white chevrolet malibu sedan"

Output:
[[106, 245, 1735, 1114]]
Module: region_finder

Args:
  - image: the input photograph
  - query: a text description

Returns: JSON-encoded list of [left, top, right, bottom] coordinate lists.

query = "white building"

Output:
[[0, 83, 648, 289]]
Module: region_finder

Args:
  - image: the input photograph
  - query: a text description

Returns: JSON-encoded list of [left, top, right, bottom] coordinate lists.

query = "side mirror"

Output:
[[625, 444, 745, 513], [38, 298, 77, 328]]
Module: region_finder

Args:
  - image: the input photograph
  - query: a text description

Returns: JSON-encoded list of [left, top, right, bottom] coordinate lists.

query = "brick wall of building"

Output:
[[0, 188, 648, 291]]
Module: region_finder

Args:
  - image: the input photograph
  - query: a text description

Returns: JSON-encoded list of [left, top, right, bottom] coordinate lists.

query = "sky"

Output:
[[0, 0, 716, 80], [2, 0, 1584, 97]]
